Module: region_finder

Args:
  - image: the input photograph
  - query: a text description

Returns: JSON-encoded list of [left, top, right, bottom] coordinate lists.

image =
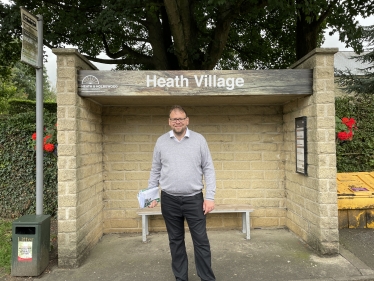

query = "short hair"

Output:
[[169, 105, 187, 117]]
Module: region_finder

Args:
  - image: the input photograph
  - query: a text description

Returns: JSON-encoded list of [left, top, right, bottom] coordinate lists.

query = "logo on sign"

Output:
[[80, 75, 118, 92]]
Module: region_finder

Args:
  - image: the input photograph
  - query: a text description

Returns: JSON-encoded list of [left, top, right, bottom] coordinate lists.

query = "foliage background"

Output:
[[335, 95, 374, 172], [0, 61, 56, 114], [0, 103, 57, 219]]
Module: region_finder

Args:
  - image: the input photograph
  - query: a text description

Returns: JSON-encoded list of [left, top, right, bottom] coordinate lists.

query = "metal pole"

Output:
[[36, 15, 44, 215]]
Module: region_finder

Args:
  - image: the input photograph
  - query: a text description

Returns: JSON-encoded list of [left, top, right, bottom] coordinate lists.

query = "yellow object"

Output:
[[337, 171, 374, 209], [337, 172, 374, 228]]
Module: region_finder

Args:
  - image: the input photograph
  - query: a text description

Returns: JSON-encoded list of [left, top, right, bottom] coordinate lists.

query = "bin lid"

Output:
[[13, 215, 50, 224], [337, 172, 374, 198]]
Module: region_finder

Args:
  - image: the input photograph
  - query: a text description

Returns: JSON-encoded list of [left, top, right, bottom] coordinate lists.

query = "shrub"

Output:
[[335, 95, 374, 172], [0, 111, 57, 218], [8, 99, 57, 115]]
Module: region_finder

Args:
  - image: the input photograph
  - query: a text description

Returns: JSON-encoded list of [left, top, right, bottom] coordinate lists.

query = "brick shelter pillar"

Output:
[[52, 48, 104, 267], [286, 48, 339, 254]]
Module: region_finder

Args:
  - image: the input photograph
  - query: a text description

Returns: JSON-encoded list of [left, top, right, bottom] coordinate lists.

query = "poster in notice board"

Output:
[[295, 116, 307, 175]]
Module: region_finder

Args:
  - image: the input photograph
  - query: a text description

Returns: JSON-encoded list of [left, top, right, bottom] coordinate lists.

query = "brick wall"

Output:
[[53, 49, 104, 267], [287, 48, 339, 254], [102, 105, 286, 234]]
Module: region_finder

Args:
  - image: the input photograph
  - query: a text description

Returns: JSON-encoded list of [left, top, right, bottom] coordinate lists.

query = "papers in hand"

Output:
[[137, 187, 160, 208]]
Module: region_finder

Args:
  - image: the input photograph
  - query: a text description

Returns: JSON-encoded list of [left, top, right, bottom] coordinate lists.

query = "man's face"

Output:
[[169, 109, 189, 136]]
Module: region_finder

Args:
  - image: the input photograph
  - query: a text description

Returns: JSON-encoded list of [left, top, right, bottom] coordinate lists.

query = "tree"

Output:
[[0, 81, 17, 114], [295, 0, 372, 59], [337, 25, 374, 96], [1, 0, 373, 70], [0, 40, 22, 80], [0, 61, 56, 114]]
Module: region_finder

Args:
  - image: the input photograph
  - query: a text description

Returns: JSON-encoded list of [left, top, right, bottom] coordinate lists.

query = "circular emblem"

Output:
[[82, 75, 99, 84]]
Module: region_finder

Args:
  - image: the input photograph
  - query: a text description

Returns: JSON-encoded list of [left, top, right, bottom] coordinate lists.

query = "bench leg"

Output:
[[142, 215, 148, 242], [241, 212, 250, 240], [245, 211, 250, 240]]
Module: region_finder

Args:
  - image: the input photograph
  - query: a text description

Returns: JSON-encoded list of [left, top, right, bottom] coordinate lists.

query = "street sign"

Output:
[[20, 7, 38, 68], [20, 7, 45, 215]]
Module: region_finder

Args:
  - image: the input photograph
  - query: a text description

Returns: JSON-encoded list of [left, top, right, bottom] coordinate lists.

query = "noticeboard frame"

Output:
[[295, 116, 308, 175]]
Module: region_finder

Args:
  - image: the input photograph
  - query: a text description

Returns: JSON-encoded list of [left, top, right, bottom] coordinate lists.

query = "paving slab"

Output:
[[34, 228, 374, 281]]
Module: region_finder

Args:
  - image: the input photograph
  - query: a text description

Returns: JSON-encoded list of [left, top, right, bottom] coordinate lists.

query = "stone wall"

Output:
[[53, 49, 104, 267], [286, 48, 339, 254], [102, 105, 286, 233]]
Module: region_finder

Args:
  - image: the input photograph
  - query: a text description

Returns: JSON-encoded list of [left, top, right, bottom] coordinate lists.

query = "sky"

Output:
[[1, 0, 373, 87]]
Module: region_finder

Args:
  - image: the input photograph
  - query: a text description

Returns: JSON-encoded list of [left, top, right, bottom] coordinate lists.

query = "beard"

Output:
[[173, 126, 186, 136]]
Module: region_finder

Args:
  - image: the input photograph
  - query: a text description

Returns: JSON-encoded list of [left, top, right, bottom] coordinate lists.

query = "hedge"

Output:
[[8, 99, 57, 115], [0, 111, 57, 218], [335, 95, 374, 172]]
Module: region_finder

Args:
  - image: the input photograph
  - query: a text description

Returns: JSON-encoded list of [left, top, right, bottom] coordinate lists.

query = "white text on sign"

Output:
[[146, 75, 244, 90]]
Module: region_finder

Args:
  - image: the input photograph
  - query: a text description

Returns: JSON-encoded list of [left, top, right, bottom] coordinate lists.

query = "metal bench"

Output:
[[137, 204, 254, 242]]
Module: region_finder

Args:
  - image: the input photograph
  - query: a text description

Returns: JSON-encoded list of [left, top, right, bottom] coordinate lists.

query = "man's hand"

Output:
[[148, 200, 158, 208], [203, 200, 215, 215]]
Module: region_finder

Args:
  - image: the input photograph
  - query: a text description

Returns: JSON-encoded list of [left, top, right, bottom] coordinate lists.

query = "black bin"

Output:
[[11, 215, 51, 276]]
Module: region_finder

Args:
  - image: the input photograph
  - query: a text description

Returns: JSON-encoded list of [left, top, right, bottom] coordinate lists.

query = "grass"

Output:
[[0, 220, 12, 274]]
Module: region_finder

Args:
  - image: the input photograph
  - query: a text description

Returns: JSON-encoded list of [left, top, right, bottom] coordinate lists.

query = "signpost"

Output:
[[20, 7, 44, 215], [12, 8, 50, 277]]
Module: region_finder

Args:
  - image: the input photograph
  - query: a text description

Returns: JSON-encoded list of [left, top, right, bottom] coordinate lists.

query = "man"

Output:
[[148, 105, 216, 281]]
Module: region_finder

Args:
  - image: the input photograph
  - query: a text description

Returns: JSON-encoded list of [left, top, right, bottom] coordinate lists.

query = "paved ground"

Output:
[[5, 228, 373, 281], [339, 228, 374, 270]]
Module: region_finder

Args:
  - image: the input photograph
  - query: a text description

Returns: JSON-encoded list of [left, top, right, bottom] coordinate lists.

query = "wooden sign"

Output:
[[77, 70, 312, 97]]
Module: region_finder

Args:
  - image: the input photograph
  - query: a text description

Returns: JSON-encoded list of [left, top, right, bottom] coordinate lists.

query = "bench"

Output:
[[137, 204, 254, 242]]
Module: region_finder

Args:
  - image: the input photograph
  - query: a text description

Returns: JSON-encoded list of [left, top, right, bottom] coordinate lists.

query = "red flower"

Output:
[[342, 117, 356, 129], [44, 143, 55, 152], [337, 130, 353, 141], [337, 131, 350, 141], [43, 135, 51, 144], [32, 133, 37, 140]]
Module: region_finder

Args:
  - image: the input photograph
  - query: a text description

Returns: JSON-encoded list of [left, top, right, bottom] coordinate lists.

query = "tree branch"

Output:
[[100, 33, 152, 65], [83, 56, 150, 65], [143, 1, 170, 69], [163, 0, 191, 69], [315, 1, 336, 28], [202, 2, 239, 69]]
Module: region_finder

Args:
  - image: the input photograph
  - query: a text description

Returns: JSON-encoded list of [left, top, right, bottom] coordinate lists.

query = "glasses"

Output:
[[169, 117, 187, 123]]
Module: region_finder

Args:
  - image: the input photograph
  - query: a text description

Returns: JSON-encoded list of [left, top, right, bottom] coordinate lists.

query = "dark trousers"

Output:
[[161, 191, 215, 281]]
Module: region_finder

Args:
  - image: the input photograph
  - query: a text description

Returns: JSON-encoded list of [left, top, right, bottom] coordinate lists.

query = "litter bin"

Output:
[[11, 215, 51, 276]]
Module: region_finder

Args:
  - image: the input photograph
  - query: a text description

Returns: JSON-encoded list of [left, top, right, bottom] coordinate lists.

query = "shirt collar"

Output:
[[169, 127, 190, 140]]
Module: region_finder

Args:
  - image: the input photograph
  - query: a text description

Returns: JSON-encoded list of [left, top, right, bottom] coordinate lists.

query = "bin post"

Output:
[[11, 215, 51, 276]]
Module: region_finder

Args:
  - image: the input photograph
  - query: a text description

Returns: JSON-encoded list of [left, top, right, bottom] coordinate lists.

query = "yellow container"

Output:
[[337, 172, 374, 228]]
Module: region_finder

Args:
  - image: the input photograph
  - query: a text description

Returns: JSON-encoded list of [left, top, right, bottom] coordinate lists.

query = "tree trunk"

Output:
[[295, 12, 319, 60]]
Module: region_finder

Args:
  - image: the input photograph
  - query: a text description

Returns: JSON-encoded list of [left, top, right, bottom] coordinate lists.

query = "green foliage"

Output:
[[0, 220, 12, 274], [335, 95, 374, 172], [0, 81, 17, 114], [1, 0, 372, 70], [335, 116, 349, 133], [0, 61, 56, 114], [7, 99, 57, 115], [10, 62, 36, 100], [0, 111, 57, 218], [336, 25, 374, 96]]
